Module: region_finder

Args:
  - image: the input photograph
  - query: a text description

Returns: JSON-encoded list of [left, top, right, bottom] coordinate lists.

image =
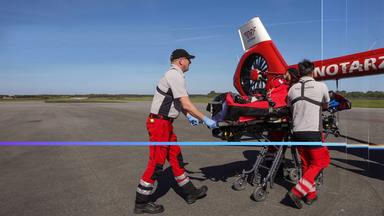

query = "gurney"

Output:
[[207, 91, 290, 142]]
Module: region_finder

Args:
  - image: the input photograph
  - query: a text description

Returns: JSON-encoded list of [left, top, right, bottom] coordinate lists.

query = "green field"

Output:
[[350, 99, 384, 108]]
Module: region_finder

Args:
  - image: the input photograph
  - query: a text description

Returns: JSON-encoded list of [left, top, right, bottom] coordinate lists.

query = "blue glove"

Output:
[[186, 113, 200, 126], [203, 116, 218, 129], [329, 99, 340, 108]]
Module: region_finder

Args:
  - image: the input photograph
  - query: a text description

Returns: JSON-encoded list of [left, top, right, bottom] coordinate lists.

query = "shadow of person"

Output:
[[151, 148, 301, 203], [331, 157, 384, 181], [191, 150, 259, 182], [328, 146, 384, 166], [151, 167, 185, 202]]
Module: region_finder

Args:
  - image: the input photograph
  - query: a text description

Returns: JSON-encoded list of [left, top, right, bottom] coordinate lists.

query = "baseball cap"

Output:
[[170, 49, 195, 61]]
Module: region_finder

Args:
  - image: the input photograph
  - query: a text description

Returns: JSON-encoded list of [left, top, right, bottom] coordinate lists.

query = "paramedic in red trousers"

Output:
[[134, 49, 218, 214], [286, 59, 330, 209]]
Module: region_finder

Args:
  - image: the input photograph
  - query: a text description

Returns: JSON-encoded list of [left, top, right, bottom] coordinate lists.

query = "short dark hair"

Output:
[[298, 59, 314, 76]]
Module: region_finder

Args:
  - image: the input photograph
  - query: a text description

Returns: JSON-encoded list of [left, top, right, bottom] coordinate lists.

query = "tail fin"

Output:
[[238, 17, 271, 51]]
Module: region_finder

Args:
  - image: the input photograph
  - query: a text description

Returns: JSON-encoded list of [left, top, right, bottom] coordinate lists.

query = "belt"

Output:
[[149, 113, 174, 122]]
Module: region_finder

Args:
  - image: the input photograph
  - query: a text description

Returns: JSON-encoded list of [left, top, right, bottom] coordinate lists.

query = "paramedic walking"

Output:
[[286, 59, 330, 209], [134, 49, 218, 214]]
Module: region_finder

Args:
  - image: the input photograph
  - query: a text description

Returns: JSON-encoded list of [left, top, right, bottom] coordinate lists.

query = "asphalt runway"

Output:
[[0, 101, 383, 216], [0, 101, 383, 143]]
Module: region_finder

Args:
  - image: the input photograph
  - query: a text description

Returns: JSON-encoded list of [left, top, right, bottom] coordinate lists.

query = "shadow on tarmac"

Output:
[[189, 149, 295, 207], [151, 148, 383, 204], [329, 146, 384, 181], [190, 149, 294, 191], [151, 150, 261, 202], [330, 158, 384, 181], [151, 167, 186, 202], [191, 150, 259, 182], [338, 134, 377, 145]]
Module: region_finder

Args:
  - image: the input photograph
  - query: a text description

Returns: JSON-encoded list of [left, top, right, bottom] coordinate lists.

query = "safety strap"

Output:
[[156, 86, 174, 99], [291, 80, 323, 106], [155, 66, 180, 99]]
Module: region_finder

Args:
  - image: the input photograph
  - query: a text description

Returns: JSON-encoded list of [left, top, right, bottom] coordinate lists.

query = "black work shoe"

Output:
[[134, 202, 164, 214], [286, 191, 303, 209], [185, 185, 208, 204], [304, 196, 318, 205]]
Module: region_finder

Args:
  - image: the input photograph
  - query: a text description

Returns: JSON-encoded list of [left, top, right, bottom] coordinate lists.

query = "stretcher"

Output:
[[207, 92, 290, 142]]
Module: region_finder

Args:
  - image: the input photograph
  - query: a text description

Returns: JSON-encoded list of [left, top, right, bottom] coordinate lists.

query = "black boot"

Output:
[[181, 182, 208, 204], [134, 192, 164, 214], [134, 202, 164, 214], [286, 191, 303, 209]]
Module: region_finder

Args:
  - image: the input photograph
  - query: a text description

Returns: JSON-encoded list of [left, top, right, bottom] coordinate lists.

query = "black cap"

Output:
[[170, 49, 195, 61]]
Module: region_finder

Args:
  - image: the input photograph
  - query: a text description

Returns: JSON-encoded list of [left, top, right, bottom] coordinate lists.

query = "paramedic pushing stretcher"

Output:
[[134, 49, 218, 214], [286, 59, 330, 209]]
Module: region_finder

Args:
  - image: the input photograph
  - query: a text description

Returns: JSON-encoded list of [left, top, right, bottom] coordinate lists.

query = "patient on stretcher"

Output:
[[208, 88, 352, 123], [207, 75, 291, 121]]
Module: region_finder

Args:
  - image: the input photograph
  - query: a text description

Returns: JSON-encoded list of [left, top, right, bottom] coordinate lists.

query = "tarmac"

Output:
[[0, 101, 383, 216]]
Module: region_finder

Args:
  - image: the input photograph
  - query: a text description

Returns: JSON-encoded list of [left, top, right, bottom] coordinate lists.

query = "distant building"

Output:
[[2, 95, 14, 100], [69, 97, 88, 100]]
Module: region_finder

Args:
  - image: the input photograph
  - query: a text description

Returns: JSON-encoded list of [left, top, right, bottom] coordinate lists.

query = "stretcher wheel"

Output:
[[232, 176, 247, 191], [252, 186, 267, 202], [334, 130, 341, 137], [239, 54, 268, 95], [288, 168, 299, 183]]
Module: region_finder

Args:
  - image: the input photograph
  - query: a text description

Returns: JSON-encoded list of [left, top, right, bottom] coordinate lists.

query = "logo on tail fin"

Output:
[[244, 27, 256, 41]]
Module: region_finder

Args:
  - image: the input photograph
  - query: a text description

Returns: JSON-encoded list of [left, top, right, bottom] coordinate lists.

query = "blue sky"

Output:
[[1, 0, 384, 95]]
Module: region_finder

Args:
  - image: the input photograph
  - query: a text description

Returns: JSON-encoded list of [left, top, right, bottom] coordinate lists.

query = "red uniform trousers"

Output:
[[137, 117, 190, 197], [292, 146, 330, 199]]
